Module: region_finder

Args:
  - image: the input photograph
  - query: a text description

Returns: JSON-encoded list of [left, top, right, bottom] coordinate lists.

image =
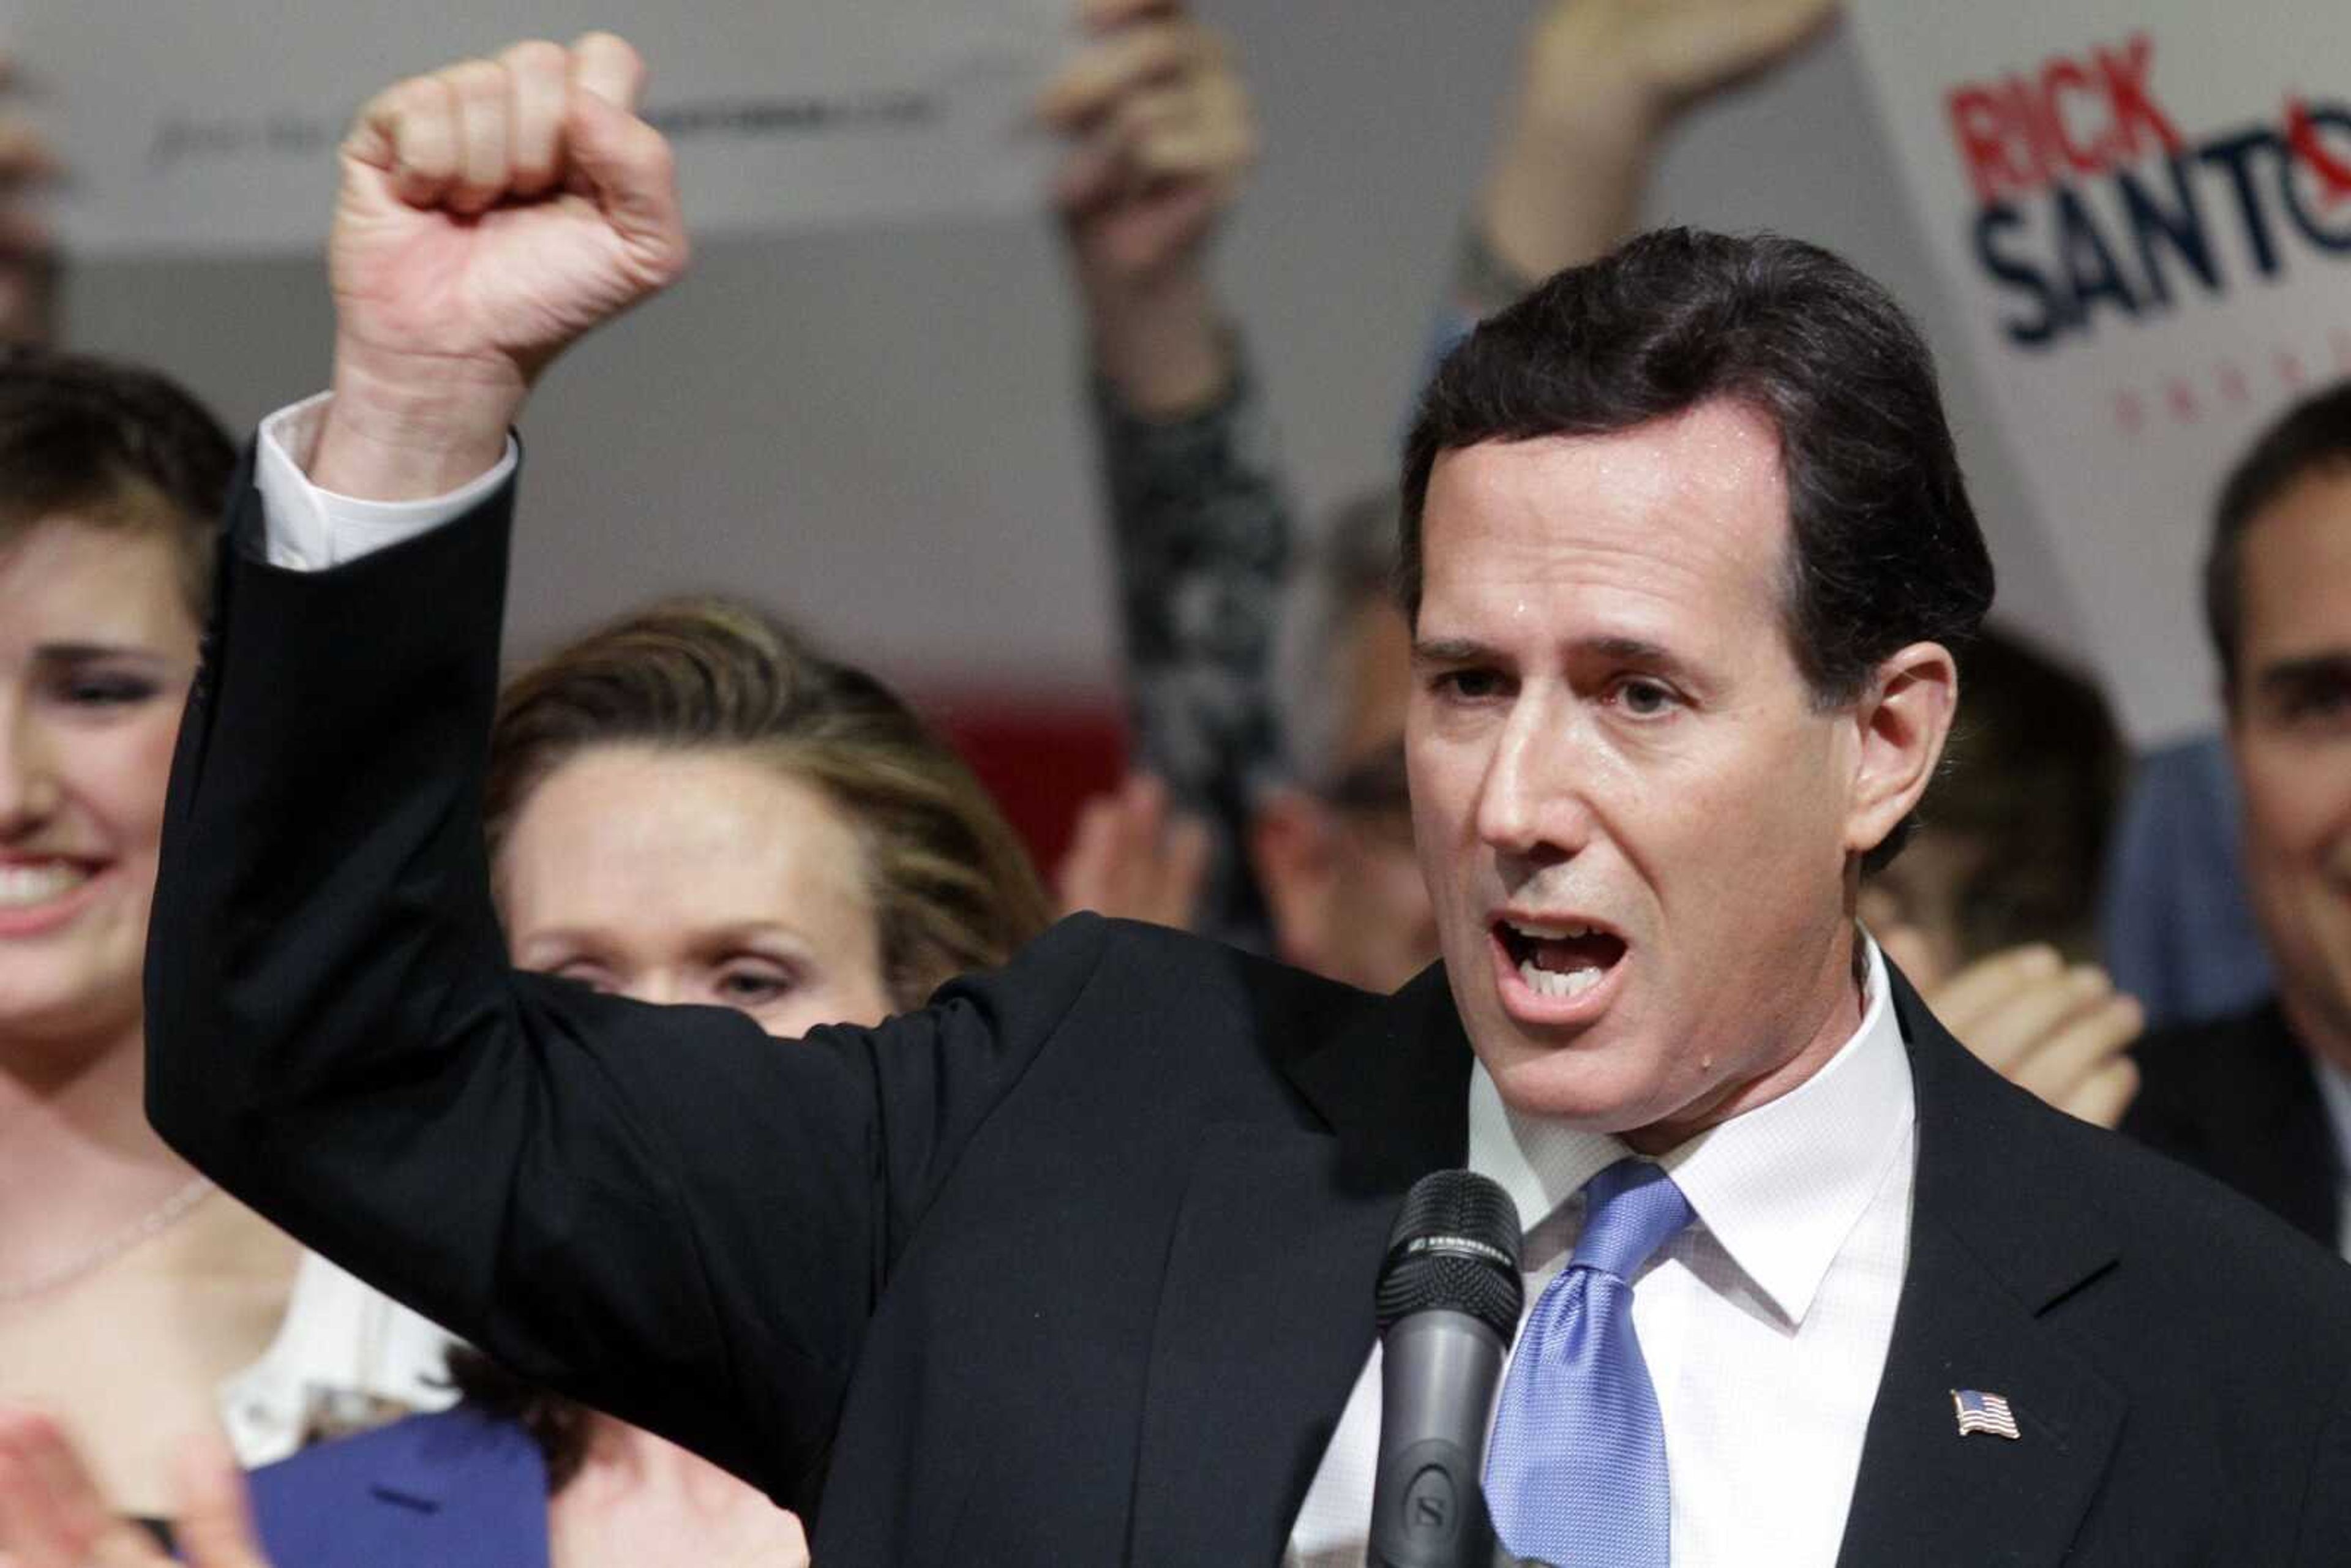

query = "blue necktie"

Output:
[[1483, 1157, 1695, 1568]]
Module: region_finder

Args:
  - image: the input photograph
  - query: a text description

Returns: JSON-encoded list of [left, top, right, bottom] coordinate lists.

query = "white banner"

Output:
[[7, 0, 1070, 257], [1847, 2, 2351, 743]]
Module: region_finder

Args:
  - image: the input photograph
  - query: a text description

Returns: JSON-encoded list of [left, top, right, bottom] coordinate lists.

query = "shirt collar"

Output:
[[216, 1251, 459, 1466], [2315, 1050, 2351, 1172], [1467, 936, 1915, 1327], [2314, 1054, 2351, 1259]]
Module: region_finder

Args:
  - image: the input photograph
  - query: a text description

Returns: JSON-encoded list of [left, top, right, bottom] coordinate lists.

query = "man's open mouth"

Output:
[[1495, 918, 1627, 1000]]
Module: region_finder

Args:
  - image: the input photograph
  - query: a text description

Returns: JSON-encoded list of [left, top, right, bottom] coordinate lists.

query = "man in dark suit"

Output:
[[2123, 384, 2351, 1256], [144, 36, 2351, 1567]]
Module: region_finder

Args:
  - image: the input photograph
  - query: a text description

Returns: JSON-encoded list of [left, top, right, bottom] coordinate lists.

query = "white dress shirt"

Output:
[[1288, 942, 1915, 1568], [249, 397, 1918, 1563], [253, 394, 517, 571]]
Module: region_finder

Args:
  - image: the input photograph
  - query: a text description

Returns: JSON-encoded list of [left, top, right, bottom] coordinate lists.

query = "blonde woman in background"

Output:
[[238, 598, 1051, 1568]]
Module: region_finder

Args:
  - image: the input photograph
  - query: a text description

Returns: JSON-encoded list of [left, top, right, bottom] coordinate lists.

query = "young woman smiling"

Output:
[[0, 353, 452, 1533]]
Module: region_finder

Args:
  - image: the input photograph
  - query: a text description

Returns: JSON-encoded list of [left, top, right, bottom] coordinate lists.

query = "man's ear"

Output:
[[1250, 786, 1340, 972], [1845, 640, 1959, 858]]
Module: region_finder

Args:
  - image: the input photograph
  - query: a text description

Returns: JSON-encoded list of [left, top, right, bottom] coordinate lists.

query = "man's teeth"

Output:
[[1518, 959, 1603, 999], [1508, 920, 1595, 940], [0, 863, 89, 908]]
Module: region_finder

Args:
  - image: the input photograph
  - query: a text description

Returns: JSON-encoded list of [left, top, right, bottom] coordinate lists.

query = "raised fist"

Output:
[[1038, 0, 1254, 416], [1520, 0, 1840, 135], [315, 34, 689, 500], [1474, 0, 1840, 301], [1041, 0, 1254, 294]]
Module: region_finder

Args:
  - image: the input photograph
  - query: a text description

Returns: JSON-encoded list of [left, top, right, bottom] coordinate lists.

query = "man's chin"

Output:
[[1471, 1026, 1673, 1132]]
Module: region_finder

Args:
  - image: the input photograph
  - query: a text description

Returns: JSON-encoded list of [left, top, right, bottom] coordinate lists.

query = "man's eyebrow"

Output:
[[1410, 636, 1497, 666], [1581, 634, 1678, 667], [1409, 633, 1711, 696], [1412, 633, 1687, 667], [2254, 649, 2351, 696], [32, 641, 173, 662]]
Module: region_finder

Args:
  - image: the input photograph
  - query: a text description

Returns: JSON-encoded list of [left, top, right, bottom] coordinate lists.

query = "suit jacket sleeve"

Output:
[[144, 456, 1110, 1509]]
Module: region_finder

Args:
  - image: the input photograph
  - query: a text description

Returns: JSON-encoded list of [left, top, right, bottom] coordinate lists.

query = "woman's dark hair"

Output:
[[0, 348, 234, 620], [1400, 228, 1996, 867]]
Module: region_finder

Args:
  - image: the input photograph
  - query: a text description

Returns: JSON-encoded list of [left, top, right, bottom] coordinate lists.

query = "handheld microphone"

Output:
[[1367, 1169, 1526, 1568]]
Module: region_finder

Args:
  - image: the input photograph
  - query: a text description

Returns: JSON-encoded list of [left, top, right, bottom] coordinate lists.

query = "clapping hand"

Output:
[[0, 1408, 269, 1568], [1897, 941, 2144, 1129], [1056, 774, 1212, 931]]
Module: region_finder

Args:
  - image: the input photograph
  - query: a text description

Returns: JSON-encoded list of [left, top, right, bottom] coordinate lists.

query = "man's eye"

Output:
[[1436, 669, 1505, 700], [2277, 683, 2351, 727], [1612, 678, 1678, 716]]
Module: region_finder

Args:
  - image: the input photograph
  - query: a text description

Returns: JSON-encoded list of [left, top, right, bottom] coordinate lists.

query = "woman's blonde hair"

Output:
[[484, 597, 1051, 1008]]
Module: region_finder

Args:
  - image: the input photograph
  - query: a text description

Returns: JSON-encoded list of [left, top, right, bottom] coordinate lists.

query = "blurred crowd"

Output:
[[1, 1, 2347, 1564]]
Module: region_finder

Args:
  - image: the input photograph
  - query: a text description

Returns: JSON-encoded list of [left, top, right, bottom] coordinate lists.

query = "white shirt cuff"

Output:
[[255, 392, 519, 571]]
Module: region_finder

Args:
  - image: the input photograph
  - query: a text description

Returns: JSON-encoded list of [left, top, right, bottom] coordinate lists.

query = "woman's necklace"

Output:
[[0, 1176, 217, 1305]]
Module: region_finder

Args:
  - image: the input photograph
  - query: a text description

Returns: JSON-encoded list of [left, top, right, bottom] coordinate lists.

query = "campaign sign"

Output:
[[4, 0, 1068, 257], [1848, 2, 2351, 741]]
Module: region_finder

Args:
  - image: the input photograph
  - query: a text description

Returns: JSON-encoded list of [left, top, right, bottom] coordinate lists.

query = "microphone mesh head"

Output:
[[1374, 1170, 1524, 1338]]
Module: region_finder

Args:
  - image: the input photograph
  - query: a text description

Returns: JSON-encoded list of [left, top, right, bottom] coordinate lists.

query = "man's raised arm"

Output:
[[141, 37, 1093, 1508]]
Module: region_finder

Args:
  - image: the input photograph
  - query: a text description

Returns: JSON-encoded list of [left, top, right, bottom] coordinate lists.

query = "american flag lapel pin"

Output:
[[1951, 1389, 2020, 1440]]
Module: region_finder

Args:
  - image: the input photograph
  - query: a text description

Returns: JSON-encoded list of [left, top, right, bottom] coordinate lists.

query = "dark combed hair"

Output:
[[1398, 228, 1996, 867], [2204, 378, 2351, 696], [0, 348, 235, 618]]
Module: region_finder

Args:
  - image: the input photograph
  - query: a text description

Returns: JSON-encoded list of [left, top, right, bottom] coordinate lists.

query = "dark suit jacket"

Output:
[[148, 467, 2351, 1565], [2125, 1001, 2344, 1249], [246, 1407, 549, 1568]]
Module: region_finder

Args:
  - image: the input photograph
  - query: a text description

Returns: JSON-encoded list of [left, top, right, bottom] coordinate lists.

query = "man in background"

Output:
[[2125, 384, 2351, 1255]]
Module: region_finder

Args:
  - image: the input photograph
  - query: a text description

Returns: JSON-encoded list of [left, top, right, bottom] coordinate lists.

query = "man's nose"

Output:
[[1472, 692, 1591, 864]]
